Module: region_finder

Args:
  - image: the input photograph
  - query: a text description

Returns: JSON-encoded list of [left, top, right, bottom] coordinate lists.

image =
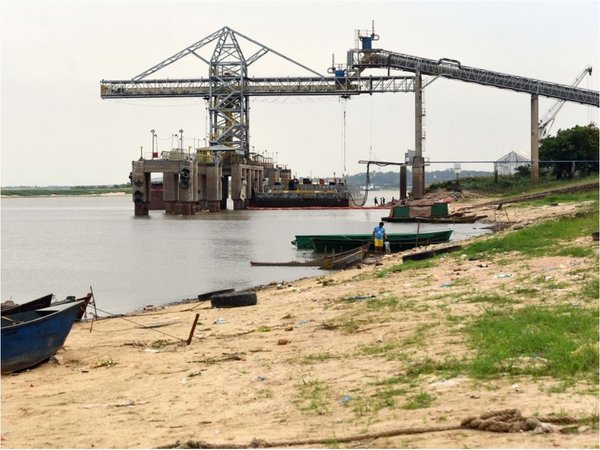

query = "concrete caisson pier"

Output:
[[131, 151, 265, 215]]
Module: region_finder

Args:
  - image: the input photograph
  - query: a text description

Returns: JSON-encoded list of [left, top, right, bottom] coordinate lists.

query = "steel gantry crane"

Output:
[[101, 26, 415, 213], [101, 25, 599, 208], [101, 26, 414, 158], [538, 66, 593, 139]]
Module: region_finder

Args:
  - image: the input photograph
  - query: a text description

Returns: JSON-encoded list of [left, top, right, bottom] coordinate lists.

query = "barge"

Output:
[[250, 177, 354, 208]]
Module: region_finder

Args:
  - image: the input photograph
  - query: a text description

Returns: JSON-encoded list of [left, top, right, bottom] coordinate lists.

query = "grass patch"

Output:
[[297, 352, 342, 364], [461, 206, 598, 259], [320, 318, 360, 334], [404, 357, 465, 379], [519, 190, 599, 206], [466, 305, 599, 381], [465, 293, 517, 305], [581, 279, 599, 300], [375, 259, 437, 278], [366, 296, 400, 310], [401, 323, 432, 347], [402, 391, 435, 409], [512, 285, 541, 297], [255, 388, 274, 399], [555, 246, 595, 258], [294, 379, 331, 415], [359, 342, 407, 361]]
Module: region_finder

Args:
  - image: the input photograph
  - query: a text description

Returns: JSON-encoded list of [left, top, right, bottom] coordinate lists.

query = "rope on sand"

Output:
[[159, 409, 596, 448]]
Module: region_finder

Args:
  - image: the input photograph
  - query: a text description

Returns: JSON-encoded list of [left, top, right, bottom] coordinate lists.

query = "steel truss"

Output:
[[354, 50, 599, 106], [101, 26, 413, 157]]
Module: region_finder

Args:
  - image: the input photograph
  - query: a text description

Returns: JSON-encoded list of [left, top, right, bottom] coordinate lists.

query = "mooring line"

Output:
[[92, 306, 187, 342]]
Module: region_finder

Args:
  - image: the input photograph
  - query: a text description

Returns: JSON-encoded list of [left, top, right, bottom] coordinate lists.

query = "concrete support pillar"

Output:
[[231, 164, 244, 210], [163, 172, 178, 214], [196, 170, 207, 210], [220, 176, 229, 210], [531, 94, 540, 184], [400, 165, 407, 200], [206, 165, 222, 212], [176, 160, 195, 215], [412, 72, 425, 199], [132, 160, 149, 216]]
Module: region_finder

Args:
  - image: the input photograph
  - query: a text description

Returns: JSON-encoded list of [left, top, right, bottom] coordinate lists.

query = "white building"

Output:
[[495, 151, 530, 175]]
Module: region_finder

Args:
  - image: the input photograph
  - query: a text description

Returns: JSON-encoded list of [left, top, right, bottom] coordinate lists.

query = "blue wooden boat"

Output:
[[1, 293, 53, 315], [1, 300, 84, 373]]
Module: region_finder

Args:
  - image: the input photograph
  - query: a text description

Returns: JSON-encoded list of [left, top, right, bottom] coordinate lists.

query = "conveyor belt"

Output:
[[359, 50, 599, 106]]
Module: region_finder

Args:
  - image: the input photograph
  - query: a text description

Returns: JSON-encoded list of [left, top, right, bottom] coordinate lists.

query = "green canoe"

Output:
[[293, 230, 453, 253]]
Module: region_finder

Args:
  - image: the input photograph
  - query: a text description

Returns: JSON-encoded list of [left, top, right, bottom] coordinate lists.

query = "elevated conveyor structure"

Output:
[[100, 76, 415, 98], [355, 50, 599, 106], [349, 42, 599, 196]]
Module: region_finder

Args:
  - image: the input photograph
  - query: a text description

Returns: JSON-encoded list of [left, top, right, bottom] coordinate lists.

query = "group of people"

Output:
[[373, 196, 397, 207]]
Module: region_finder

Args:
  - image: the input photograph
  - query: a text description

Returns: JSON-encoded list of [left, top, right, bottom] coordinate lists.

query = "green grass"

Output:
[[320, 318, 361, 334], [404, 357, 465, 379], [581, 279, 599, 300], [428, 174, 599, 197], [360, 341, 406, 360], [461, 206, 598, 259], [402, 391, 435, 409], [375, 259, 436, 278], [466, 305, 599, 381], [519, 190, 599, 206], [294, 379, 331, 415], [464, 294, 517, 305], [366, 296, 400, 310]]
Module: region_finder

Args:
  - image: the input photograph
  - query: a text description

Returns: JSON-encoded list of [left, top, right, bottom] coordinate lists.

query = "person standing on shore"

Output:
[[372, 221, 386, 253]]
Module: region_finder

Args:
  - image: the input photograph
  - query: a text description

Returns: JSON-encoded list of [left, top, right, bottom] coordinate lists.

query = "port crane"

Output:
[[538, 66, 593, 139], [101, 25, 599, 201]]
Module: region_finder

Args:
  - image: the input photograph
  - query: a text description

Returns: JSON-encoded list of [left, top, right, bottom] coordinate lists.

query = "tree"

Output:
[[540, 123, 599, 179]]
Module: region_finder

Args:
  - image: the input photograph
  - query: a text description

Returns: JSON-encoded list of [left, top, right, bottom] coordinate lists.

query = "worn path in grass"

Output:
[[1, 188, 598, 448]]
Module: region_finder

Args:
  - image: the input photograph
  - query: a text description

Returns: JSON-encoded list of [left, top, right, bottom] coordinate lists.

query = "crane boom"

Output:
[[539, 66, 593, 138]]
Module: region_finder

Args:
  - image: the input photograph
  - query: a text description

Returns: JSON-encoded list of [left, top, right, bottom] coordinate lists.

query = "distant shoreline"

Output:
[[1, 192, 129, 199]]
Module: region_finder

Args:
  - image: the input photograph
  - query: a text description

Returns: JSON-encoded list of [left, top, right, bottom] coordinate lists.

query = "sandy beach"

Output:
[[1, 189, 598, 449]]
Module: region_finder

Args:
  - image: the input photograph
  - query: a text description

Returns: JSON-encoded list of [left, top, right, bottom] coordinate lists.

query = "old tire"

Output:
[[211, 291, 257, 308]]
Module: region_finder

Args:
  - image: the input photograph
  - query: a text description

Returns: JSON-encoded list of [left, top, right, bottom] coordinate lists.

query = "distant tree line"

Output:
[[540, 123, 599, 180], [345, 168, 492, 187]]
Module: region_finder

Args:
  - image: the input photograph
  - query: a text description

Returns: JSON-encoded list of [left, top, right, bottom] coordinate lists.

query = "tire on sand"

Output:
[[211, 291, 257, 308]]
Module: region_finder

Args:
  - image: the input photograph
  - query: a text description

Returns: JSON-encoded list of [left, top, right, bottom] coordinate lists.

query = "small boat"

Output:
[[52, 292, 94, 321], [1, 294, 53, 315], [198, 288, 235, 301], [309, 230, 453, 253], [320, 243, 370, 270], [381, 202, 485, 223], [250, 260, 321, 267], [1, 300, 85, 373], [382, 214, 486, 223]]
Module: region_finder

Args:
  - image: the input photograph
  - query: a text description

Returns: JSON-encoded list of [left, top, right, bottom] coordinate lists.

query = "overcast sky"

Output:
[[1, 0, 598, 186]]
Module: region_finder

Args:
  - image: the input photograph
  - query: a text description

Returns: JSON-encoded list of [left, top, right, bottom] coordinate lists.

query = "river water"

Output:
[[1, 191, 490, 315]]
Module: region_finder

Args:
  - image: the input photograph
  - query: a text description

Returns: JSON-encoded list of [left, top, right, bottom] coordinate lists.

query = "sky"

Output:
[[1, 0, 598, 186]]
